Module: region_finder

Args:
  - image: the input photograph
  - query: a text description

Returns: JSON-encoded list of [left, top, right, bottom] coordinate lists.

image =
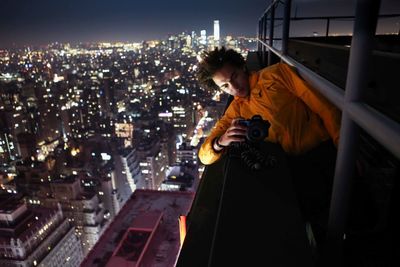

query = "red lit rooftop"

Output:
[[80, 189, 194, 267]]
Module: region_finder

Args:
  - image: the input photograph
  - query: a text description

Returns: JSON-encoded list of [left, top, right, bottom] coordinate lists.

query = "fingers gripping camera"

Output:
[[238, 115, 271, 143], [230, 116, 275, 171]]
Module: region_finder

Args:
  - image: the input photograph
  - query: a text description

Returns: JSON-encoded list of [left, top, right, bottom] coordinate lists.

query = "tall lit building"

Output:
[[172, 105, 194, 136], [99, 71, 116, 117], [114, 122, 134, 148], [191, 31, 197, 47], [135, 134, 168, 190], [34, 84, 63, 143], [214, 20, 220, 47], [118, 147, 141, 194], [80, 172, 122, 219], [176, 142, 198, 166], [40, 176, 107, 255], [0, 130, 18, 163], [185, 34, 192, 47], [200, 30, 207, 46], [0, 194, 83, 267]]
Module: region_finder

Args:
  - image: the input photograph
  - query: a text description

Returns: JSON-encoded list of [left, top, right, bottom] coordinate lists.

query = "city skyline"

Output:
[[0, 33, 228, 265], [2, 0, 399, 48], [0, 0, 268, 48]]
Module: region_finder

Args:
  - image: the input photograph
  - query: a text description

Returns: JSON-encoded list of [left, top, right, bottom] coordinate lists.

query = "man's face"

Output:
[[212, 64, 250, 98]]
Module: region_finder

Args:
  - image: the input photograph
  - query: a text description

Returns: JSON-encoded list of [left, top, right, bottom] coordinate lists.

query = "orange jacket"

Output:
[[198, 63, 341, 165]]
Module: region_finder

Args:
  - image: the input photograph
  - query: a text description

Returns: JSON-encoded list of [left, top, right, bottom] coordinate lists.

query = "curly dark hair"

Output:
[[197, 47, 246, 91]]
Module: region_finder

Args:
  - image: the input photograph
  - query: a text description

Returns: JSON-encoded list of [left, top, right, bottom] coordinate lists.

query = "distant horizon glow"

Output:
[[0, 0, 269, 48], [0, 0, 399, 48]]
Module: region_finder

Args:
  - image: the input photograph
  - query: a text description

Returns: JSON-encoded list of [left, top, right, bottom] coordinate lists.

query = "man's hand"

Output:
[[218, 117, 247, 147]]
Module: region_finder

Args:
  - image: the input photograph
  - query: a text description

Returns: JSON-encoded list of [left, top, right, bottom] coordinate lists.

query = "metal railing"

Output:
[[258, 0, 400, 266]]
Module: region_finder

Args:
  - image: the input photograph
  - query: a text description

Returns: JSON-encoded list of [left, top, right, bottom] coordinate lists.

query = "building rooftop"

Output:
[[108, 211, 163, 267], [0, 195, 61, 243], [81, 189, 194, 267], [0, 193, 25, 214]]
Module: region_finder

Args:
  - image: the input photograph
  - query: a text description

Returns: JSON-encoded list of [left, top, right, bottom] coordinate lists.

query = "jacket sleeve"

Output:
[[198, 101, 240, 165], [278, 63, 341, 146]]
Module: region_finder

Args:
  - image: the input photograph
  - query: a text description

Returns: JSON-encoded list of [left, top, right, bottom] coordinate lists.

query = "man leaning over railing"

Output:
[[196, 46, 341, 252]]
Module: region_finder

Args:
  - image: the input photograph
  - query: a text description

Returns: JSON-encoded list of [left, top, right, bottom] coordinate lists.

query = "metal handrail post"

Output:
[[324, 0, 381, 266], [258, 20, 262, 51], [268, 6, 275, 65], [263, 15, 268, 66], [282, 0, 292, 55], [326, 18, 330, 37]]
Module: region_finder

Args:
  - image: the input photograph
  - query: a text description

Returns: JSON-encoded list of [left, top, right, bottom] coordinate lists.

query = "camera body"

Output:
[[238, 115, 270, 143]]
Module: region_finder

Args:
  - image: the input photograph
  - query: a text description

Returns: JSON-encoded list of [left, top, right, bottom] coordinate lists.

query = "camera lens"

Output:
[[250, 129, 261, 138], [241, 115, 270, 142]]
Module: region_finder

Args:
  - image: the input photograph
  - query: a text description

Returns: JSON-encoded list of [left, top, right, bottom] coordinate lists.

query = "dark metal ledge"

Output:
[[176, 142, 313, 266]]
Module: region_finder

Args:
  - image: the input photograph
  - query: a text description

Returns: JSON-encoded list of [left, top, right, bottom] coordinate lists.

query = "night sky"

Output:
[[0, 0, 399, 47]]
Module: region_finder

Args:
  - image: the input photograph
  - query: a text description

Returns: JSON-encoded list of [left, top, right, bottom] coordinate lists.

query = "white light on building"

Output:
[[214, 20, 220, 46], [200, 30, 207, 45]]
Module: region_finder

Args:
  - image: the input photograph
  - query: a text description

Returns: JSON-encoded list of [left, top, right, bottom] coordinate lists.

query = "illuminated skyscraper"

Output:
[[200, 30, 207, 46], [214, 20, 220, 47], [136, 136, 168, 190], [0, 194, 84, 267], [191, 31, 197, 47]]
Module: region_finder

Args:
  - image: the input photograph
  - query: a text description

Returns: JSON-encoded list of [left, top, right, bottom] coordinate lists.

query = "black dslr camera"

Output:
[[238, 115, 271, 143], [230, 115, 276, 171]]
